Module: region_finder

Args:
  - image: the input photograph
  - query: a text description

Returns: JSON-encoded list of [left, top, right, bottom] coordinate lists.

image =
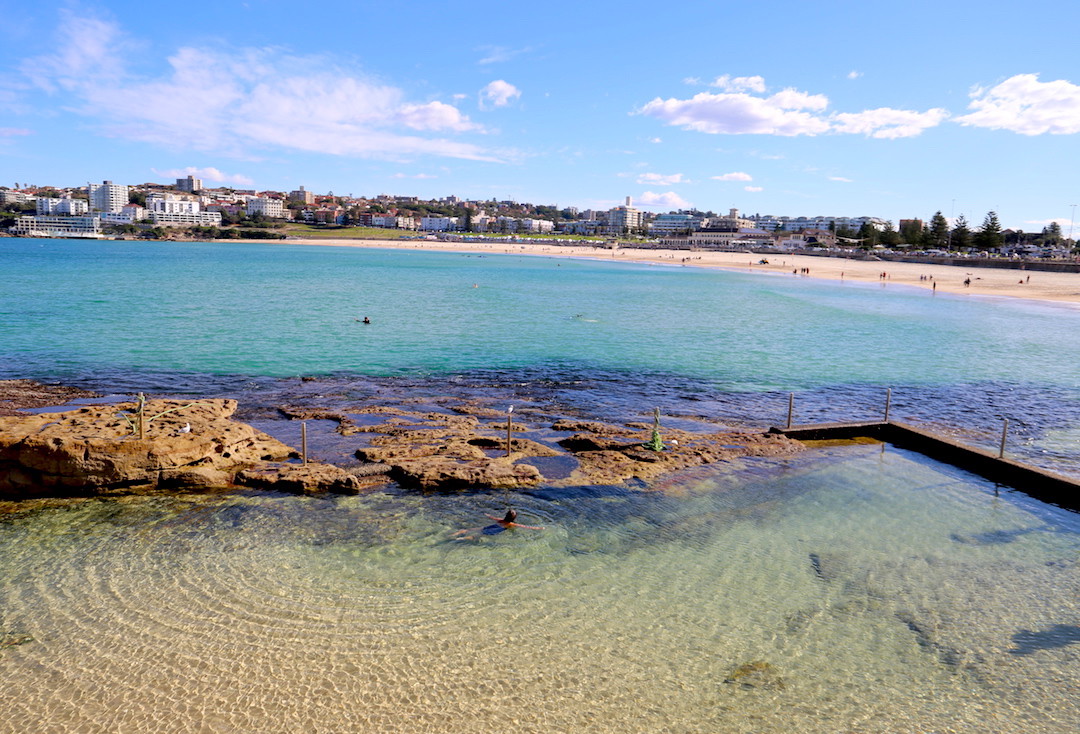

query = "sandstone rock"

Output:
[[235, 462, 372, 495], [0, 399, 294, 498], [387, 456, 542, 490]]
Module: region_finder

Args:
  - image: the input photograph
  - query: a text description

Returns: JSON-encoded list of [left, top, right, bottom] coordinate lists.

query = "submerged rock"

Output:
[[0, 379, 99, 416], [723, 660, 786, 690], [236, 462, 375, 495]]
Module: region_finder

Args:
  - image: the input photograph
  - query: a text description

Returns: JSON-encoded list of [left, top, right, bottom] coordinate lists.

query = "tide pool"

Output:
[[1, 446, 1077, 733]]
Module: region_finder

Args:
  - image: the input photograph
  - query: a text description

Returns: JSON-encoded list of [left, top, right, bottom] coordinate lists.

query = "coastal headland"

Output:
[[257, 237, 1080, 305]]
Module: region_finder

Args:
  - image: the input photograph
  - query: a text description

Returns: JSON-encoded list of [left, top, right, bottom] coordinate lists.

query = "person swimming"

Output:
[[451, 508, 543, 540]]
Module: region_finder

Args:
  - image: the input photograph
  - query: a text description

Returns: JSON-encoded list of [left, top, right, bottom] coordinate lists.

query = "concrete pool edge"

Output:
[[771, 420, 1080, 510]]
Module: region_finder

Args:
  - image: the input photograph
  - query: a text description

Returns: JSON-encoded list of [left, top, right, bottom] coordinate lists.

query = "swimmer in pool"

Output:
[[451, 509, 544, 540]]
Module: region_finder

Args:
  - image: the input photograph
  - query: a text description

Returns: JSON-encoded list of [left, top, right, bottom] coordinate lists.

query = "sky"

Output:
[[2, 0, 1080, 232]]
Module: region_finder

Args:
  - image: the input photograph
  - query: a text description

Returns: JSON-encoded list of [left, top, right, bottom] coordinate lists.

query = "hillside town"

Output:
[[1, 176, 1075, 260]]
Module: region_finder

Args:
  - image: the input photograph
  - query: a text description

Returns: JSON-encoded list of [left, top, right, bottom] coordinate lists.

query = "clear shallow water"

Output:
[[1, 447, 1077, 733]]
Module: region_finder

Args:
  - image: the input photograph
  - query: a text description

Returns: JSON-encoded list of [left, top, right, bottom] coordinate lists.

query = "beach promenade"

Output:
[[269, 237, 1080, 305]]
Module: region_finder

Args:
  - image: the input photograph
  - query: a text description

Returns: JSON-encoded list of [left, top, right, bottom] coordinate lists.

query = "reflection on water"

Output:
[[2, 446, 1077, 733]]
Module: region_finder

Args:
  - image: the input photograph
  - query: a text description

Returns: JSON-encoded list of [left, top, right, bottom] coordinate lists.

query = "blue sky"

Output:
[[3, 0, 1080, 232]]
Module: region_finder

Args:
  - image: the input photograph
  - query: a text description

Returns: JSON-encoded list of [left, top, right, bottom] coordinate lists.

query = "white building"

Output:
[[11, 215, 103, 238], [519, 218, 555, 233], [661, 227, 773, 249], [420, 216, 458, 231], [246, 197, 285, 219], [649, 213, 705, 235], [0, 190, 29, 206], [147, 193, 200, 215], [36, 197, 89, 216], [144, 193, 221, 226], [605, 197, 643, 235], [149, 211, 223, 227], [87, 181, 129, 213], [750, 214, 887, 232], [98, 205, 147, 225]]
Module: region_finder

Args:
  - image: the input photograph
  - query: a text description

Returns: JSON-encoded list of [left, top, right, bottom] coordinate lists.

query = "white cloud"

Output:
[[744, 186, 763, 192], [648, 137, 662, 143], [711, 75, 766, 93], [832, 107, 949, 139], [828, 176, 853, 182], [23, 13, 499, 162], [847, 70, 862, 80], [393, 172, 437, 179], [712, 171, 752, 182], [955, 73, 1080, 135], [1024, 217, 1071, 228], [637, 172, 685, 185], [480, 80, 521, 108], [0, 127, 31, 137], [153, 166, 254, 186], [639, 89, 832, 136], [476, 45, 532, 65], [637, 191, 691, 210], [396, 101, 480, 132], [639, 77, 947, 139]]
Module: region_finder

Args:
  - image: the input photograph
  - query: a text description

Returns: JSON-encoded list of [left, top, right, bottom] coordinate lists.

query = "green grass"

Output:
[[281, 224, 417, 240], [280, 222, 618, 244]]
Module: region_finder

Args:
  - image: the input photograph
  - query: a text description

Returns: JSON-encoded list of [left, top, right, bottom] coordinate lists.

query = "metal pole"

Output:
[[506, 406, 514, 457], [999, 419, 1008, 458], [884, 388, 892, 423], [301, 421, 308, 465], [786, 393, 794, 429]]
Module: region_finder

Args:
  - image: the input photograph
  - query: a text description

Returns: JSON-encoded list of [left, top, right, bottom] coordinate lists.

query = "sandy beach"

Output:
[[268, 236, 1080, 305]]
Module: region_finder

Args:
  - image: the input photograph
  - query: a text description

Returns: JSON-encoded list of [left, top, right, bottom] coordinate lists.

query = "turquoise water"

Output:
[[2, 238, 1077, 387]]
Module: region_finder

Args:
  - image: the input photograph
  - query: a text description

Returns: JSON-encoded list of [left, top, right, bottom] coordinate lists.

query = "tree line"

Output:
[[843, 211, 1071, 252]]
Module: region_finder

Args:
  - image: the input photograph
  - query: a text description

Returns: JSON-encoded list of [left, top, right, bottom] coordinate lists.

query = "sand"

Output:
[[257, 237, 1080, 306]]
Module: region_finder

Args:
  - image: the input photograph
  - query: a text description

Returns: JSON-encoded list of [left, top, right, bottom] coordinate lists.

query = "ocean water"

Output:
[[1, 238, 1079, 732]]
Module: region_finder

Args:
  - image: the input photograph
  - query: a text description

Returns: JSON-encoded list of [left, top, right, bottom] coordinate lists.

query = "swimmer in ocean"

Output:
[[451, 509, 543, 540]]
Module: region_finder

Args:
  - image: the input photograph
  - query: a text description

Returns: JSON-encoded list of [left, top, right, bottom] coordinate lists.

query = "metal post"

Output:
[[301, 421, 308, 465], [786, 393, 794, 429], [506, 406, 514, 457], [999, 418, 1008, 458], [884, 388, 892, 423], [137, 393, 146, 440]]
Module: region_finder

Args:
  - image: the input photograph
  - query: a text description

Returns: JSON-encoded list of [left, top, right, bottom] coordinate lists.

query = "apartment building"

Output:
[[288, 186, 315, 205], [36, 197, 89, 216], [605, 197, 643, 234], [649, 212, 706, 235], [87, 181, 129, 213], [246, 197, 285, 219], [176, 175, 203, 193]]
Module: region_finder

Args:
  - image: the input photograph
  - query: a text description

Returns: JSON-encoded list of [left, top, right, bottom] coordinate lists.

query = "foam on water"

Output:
[[1, 447, 1077, 733]]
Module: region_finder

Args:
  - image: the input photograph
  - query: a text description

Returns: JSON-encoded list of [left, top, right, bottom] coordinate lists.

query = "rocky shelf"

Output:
[[0, 381, 805, 501]]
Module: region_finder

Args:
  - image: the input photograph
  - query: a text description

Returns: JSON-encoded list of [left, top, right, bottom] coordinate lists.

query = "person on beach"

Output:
[[452, 509, 544, 540]]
